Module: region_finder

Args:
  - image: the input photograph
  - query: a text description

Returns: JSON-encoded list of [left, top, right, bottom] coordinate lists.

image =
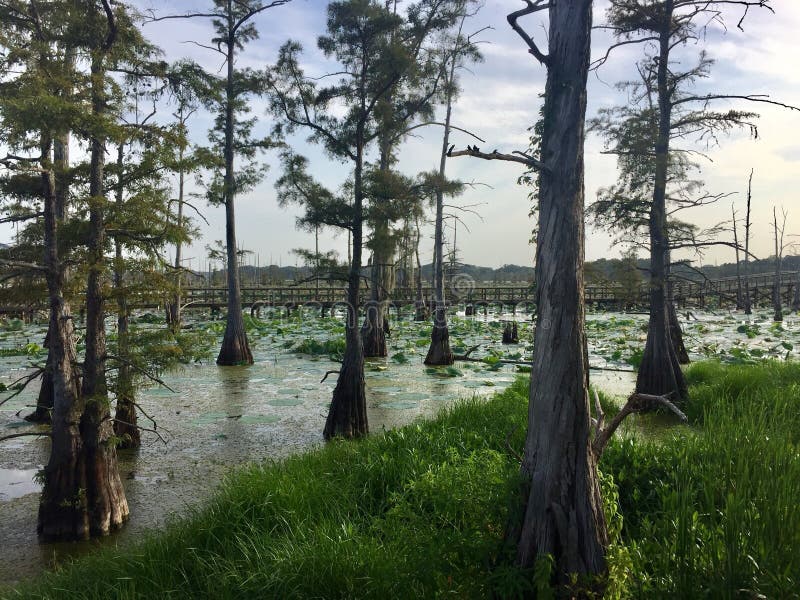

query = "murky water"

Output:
[[1, 307, 796, 585]]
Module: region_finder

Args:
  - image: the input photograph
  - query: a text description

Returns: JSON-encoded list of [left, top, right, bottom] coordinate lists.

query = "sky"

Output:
[[4, 0, 800, 271]]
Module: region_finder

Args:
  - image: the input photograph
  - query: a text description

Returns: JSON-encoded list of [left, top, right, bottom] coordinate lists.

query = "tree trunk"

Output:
[[29, 51, 74, 423], [773, 207, 783, 322], [636, 0, 687, 400], [167, 118, 186, 333], [361, 140, 394, 358], [732, 204, 744, 310], [425, 38, 458, 366], [361, 223, 391, 358], [324, 138, 368, 439], [113, 144, 139, 449], [37, 135, 85, 540], [217, 33, 253, 365], [77, 54, 128, 537], [743, 170, 753, 315], [511, 0, 608, 583], [413, 217, 428, 321], [666, 253, 689, 365]]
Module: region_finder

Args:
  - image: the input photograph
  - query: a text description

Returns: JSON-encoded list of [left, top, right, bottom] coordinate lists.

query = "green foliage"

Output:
[[601, 361, 800, 597], [0, 342, 45, 357], [0, 319, 24, 332], [10, 378, 531, 598], [291, 337, 346, 360]]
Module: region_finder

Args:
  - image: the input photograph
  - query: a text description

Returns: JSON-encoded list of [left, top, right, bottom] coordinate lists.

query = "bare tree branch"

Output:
[[507, 0, 550, 65]]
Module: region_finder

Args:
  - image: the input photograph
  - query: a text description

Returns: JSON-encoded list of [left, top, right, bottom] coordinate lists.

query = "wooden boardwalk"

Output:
[[2, 271, 798, 317], [174, 270, 800, 312]]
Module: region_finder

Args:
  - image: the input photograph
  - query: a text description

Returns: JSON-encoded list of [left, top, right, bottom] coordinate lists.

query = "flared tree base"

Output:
[[425, 311, 453, 366], [361, 313, 387, 358], [38, 432, 129, 541], [668, 303, 690, 365], [217, 329, 254, 366], [323, 353, 368, 440], [636, 336, 688, 401]]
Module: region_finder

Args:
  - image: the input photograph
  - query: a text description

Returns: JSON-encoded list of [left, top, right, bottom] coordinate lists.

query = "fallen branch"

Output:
[[0, 366, 45, 408], [453, 344, 481, 360], [504, 424, 524, 465], [104, 353, 177, 393], [449, 146, 547, 171], [592, 391, 688, 457], [112, 418, 168, 445], [0, 431, 52, 443], [320, 370, 340, 384]]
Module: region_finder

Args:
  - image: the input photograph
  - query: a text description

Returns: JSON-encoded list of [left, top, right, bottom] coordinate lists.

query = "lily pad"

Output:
[[377, 400, 419, 410], [277, 388, 303, 395], [396, 392, 427, 401], [190, 412, 228, 425], [267, 397, 304, 407], [239, 414, 281, 424], [371, 386, 405, 394]]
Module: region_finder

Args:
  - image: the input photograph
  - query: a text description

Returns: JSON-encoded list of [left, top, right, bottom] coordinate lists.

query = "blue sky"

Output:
[[4, 0, 799, 271]]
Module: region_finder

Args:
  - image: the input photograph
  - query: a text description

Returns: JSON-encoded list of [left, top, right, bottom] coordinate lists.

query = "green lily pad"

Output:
[[267, 397, 304, 407], [378, 400, 419, 410], [190, 412, 228, 425], [396, 392, 427, 401], [372, 386, 404, 394], [239, 414, 281, 424], [277, 388, 303, 395]]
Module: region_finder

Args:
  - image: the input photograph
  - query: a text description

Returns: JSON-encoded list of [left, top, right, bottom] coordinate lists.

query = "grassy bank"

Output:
[[5, 362, 799, 598]]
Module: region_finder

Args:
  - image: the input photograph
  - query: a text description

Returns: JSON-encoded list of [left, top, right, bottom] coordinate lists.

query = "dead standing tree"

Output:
[[743, 169, 754, 314], [771, 206, 788, 322], [452, 0, 609, 584]]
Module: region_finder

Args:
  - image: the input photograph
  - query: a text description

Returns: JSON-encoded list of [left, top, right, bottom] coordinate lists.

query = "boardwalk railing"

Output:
[[2, 271, 798, 315]]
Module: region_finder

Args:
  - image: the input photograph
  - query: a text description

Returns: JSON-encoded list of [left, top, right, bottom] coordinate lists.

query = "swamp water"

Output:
[[1, 308, 797, 584]]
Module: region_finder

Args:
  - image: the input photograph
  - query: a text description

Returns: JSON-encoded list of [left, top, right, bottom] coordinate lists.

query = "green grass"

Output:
[[602, 361, 800, 598], [5, 362, 799, 599], [6, 380, 532, 599]]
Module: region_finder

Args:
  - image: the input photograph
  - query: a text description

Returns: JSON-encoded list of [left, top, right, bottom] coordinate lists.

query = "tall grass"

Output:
[[5, 380, 530, 599], [5, 363, 798, 599], [603, 361, 800, 598]]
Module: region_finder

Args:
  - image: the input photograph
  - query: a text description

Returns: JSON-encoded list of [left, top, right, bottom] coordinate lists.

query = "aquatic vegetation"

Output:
[[291, 337, 346, 359], [0, 343, 44, 358]]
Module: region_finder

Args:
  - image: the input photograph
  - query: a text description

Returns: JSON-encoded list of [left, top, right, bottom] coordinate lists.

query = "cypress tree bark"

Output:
[[112, 144, 139, 449], [361, 221, 391, 358], [78, 53, 129, 535], [217, 27, 253, 366], [28, 49, 74, 424], [166, 117, 186, 333], [325, 140, 368, 439], [424, 35, 458, 366], [743, 170, 753, 315], [772, 207, 783, 322], [37, 135, 85, 540], [511, 0, 608, 582], [636, 0, 687, 400]]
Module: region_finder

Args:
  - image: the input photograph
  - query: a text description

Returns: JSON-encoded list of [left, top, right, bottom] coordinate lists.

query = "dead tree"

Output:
[[772, 206, 787, 322], [744, 169, 754, 314]]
